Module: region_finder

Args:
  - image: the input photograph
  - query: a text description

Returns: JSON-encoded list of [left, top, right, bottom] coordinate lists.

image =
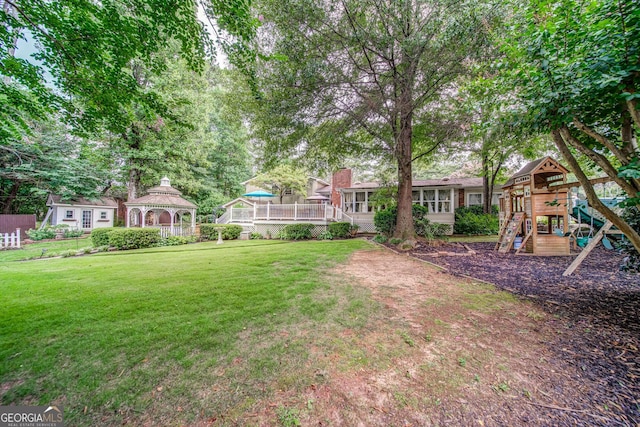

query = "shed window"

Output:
[[100, 211, 107, 220], [65, 210, 74, 219]]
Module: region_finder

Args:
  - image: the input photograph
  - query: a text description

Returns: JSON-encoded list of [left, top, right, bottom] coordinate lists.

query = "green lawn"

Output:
[[0, 239, 372, 425], [0, 236, 93, 262]]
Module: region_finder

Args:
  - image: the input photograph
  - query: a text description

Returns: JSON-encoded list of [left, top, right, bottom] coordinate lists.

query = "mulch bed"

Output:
[[403, 241, 640, 425]]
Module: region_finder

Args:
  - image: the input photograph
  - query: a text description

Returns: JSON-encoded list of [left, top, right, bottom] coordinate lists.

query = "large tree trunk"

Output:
[[482, 152, 491, 214], [127, 168, 140, 201], [394, 102, 415, 240], [552, 129, 640, 254]]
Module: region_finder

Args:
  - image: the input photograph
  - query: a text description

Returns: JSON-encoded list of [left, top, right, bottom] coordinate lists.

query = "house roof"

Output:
[[340, 177, 486, 190], [47, 195, 118, 208]]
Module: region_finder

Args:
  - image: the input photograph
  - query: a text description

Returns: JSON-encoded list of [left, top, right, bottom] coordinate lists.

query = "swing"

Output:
[[576, 205, 594, 248]]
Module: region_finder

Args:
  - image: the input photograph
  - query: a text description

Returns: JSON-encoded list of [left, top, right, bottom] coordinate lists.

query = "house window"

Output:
[[344, 192, 354, 212], [283, 188, 293, 196], [65, 210, 74, 219], [422, 189, 452, 213], [412, 190, 421, 205], [355, 191, 366, 212], [438, 190, 451, 213], [467, 193, 483, 206], [100, 211, 107, 220]]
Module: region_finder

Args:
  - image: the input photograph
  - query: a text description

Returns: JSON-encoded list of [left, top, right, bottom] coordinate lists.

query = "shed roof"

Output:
[[47, 194, 118, 208]]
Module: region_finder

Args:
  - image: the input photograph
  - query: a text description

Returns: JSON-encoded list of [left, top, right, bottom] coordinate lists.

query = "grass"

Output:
[[0, 236, 93, 262], [0, 239, 371, 426]]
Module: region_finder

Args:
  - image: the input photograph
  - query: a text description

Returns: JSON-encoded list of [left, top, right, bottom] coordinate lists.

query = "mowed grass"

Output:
[[0, 239, 371, 425], [0, 236, 94, 262]]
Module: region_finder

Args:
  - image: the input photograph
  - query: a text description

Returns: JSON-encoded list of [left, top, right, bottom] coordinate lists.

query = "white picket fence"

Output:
[[0, 228, 21, 249]]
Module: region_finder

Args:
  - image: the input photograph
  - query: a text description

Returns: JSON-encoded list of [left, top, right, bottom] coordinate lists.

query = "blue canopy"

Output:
[[242, 190, 275, 198]]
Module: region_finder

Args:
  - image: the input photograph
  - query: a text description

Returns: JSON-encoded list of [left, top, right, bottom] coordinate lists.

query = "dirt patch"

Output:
[[229, 249, 632, 426]]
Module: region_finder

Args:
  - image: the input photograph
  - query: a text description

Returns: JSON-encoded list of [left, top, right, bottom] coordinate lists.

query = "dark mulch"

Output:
[[405, 241, 640, 426]]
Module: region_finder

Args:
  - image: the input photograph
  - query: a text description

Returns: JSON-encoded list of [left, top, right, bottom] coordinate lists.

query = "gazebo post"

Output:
[[126, 207, 130, 227], [191, 208, 196, 234], [141, 207, 147, 228], [169, 208, 175, 235]]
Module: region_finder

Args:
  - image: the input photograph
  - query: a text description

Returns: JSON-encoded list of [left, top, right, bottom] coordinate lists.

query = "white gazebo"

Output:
[[125, 177, 197, 237]]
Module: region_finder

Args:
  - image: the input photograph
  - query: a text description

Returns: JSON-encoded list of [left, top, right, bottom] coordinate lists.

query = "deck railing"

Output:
[[217, 204, 350, 224]]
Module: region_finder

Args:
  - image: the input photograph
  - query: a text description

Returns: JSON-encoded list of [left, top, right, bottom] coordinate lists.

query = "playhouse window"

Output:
[[536, 215, 564, 234], [65, 210, 74, 219]]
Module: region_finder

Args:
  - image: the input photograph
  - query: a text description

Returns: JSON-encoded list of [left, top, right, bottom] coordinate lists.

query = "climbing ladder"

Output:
[[495, 212, 525, 253]]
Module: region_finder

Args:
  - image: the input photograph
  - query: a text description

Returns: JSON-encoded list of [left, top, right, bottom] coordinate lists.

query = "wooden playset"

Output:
[[497, 157, 571, 255]]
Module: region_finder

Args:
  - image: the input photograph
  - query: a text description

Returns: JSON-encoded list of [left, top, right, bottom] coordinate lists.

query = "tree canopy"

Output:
[[498, 0, 640, 252]]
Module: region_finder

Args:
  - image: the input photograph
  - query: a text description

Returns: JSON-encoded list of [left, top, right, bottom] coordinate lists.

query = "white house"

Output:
[[332, 169, 502, 233], [46, 195, 118, 231]]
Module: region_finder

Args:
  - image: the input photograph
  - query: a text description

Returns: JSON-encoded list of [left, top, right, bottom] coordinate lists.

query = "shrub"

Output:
[[63, 228, 84, 238], [107, 228, 161, 250], [374, 204, 445, 239], [619, 206, 640, 272], [26, 227, 56, 241], [328, 222, 359, 238], [372, 234, 387, 244], [280, 223, 314, 240], [91, 227, 116, 246], [160, 235, 196, 246], [317, 230, 333, 240], [200, 224, 243, 240], [454, 206, 499, 235], [250, 232, 263, 240]]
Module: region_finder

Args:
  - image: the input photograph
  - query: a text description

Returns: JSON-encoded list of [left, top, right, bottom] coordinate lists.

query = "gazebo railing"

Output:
[[151, 225, 195, 238]]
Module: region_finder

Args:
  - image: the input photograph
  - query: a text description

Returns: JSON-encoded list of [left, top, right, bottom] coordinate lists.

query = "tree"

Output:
[[248, 164, 307, 203], [499, 0, 640, 253], [252, 0, 494, 240], [0, 118, 108, 214]]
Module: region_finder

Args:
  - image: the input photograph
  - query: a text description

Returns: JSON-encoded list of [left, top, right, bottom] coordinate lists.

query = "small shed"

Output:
[[46, 195, 118, 231], [498, 157, 570, 255], [125, 177, 197, 236]]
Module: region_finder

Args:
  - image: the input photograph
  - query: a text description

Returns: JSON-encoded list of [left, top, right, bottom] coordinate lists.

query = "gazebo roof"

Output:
[[125, 177, 197, 209]]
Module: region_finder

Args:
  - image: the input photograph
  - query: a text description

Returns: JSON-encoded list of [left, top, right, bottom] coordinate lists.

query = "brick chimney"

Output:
[[331, 168, 352, 207]]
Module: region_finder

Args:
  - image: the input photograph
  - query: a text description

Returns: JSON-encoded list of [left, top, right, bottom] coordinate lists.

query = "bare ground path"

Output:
[[237, 248, 633, 426]]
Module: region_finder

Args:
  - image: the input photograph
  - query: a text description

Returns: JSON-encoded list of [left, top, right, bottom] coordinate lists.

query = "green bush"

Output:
[[91, 227, 116, 246], [373, 204, 445, 239], [63, 228, 84, 238], [107, 228, 161, 250], [280, 223, 314, 240], [372, 234, 387, 244], [26, 227, 56, 240], [317, 230, 333, 240], [159, 235, 196, 246], [454, 206, 499, 235], [200, 224, 243, 240], [328, 222, 359, 238], [619, 206, 640, 272], [250, 232, 263, 240]]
